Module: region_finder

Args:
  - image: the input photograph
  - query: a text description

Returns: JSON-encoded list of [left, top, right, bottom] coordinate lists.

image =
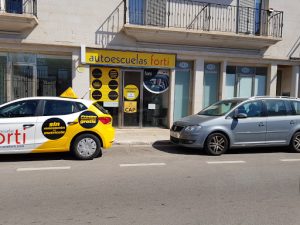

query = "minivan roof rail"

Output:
[[249, 96, 299, 100]]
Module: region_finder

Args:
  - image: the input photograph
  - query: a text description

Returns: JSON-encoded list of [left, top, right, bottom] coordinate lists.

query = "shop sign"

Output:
[[85, 49, 176, 69], [204, 63, 220, 75], [143, 69, 169, 94], [124, 101, 137, 113], [176, 61, 193, 70], [237, 66, 255, 75], [124, 85, 139, 100]]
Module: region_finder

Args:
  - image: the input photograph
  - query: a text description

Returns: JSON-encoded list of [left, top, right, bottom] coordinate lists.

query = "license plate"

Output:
[[170, 131, 180, 138]]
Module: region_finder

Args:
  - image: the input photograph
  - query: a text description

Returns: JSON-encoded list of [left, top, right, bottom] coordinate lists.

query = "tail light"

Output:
[[98, 117, 112, 124]]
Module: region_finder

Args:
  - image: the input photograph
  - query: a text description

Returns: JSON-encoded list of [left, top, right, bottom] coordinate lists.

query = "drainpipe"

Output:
[[123, 0, 127, 24], [291, 65, 300, 97], [236, 0, 240, 34]]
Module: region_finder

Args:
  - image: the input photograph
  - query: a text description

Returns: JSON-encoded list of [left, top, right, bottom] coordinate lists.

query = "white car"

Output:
[[0, 96, 115, 160]]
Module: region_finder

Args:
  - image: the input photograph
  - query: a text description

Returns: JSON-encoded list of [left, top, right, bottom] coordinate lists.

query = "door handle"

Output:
[[258, 122, 264, 127], [290, 120, 295, 125], [23, 124, 34, 129]]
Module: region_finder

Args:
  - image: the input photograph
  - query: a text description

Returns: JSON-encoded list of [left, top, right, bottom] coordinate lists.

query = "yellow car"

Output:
[[0, 96, 115, 160]]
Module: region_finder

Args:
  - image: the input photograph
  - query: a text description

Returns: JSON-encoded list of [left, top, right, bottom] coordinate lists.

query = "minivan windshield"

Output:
[[198, 99, 244, 116]]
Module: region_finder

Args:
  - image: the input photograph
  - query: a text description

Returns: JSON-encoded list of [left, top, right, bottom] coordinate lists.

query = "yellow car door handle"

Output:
[[67, 121, 78, 125]]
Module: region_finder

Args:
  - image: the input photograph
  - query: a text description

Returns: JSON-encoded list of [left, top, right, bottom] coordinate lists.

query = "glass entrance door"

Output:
[[122, 70, 142, 127]]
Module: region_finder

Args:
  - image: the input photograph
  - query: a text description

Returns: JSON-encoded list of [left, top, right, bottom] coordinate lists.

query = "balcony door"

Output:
[[129, 0, 167, 26], [6, 0, 23, 14], [129, 0, 145, 25]]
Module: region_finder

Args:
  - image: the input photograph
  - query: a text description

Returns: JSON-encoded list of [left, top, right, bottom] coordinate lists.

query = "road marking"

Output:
[[120, 163, 166, 167], [280, 159, 300, 162], [206, 161, 246, 164], [17, 166, 71, 172]]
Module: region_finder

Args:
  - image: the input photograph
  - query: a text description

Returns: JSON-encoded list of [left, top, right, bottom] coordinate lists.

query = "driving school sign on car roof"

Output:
[[85, 48, 176, 69]]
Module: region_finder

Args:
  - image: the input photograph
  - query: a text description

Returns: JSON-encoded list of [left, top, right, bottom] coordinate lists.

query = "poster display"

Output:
[[124, 101, 137, 113], [124, 85, 139, 100], [90, 67, 119, 106], [143, 69, 169, 94]]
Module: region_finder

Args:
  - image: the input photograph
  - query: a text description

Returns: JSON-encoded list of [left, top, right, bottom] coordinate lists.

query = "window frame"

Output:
[[41, 99, 84, 116], [263, 99, 291, 117], [0, 99, 41, 118]]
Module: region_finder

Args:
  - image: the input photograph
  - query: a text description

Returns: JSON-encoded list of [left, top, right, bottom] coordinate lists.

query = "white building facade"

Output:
[[0, 0, 299, 128]]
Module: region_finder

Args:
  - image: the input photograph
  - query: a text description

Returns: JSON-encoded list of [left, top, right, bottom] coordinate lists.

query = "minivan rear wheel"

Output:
[[204, 133, 228, 156], [290, 132, 300, 153]]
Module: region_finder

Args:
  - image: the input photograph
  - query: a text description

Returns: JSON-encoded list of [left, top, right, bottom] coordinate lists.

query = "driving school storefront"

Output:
[[84, 48, 176, 128]]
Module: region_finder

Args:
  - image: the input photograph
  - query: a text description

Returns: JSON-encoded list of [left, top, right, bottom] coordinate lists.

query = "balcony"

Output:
[[0, 0, 38, 33], [121, 0, 283, 50]]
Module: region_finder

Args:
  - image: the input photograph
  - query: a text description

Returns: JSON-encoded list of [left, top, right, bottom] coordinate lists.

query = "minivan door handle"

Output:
[[23, 124, 34, 129], [290, 120, 295, 125], [258, 122, 264, 127]]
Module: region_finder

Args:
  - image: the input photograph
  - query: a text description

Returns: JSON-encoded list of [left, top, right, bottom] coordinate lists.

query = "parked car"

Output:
[[0, 96, 115, 160], [170, 96, 300, 155]]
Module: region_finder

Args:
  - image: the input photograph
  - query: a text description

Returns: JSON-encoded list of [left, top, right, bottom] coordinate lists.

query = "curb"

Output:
[[113, 140, 172, 146]]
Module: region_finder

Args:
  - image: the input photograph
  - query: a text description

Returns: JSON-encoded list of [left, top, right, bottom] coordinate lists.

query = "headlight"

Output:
[[185, 125, 202, 132]]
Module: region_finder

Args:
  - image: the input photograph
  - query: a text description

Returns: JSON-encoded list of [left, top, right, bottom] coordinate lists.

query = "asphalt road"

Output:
[[1, 144, 300, 225]]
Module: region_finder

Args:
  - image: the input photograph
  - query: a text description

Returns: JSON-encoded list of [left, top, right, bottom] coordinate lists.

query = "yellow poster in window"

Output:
[[90, 67, 119, 103], [124, 101, 137, 113], [124, 85, 139, 100]]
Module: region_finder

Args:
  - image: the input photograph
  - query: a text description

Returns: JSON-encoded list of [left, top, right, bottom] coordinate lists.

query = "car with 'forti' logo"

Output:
[[0, 95, 115, 160]]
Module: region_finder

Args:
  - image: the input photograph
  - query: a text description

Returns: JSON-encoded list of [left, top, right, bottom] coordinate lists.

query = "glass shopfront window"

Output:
[[225, 66, 236, 99], [225, 66, 267, 98], [0, 56, 7, 104], [0, 52, 72, 102], [142, 69, 169, 127], [37, 57, 72, 96], [204, 63, 220, 107], [174, 61, 193, 121]]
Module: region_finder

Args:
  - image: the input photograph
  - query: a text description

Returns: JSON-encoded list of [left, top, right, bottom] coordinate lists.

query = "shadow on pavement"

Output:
[[152, 140, 206, 155], [227, 147, 290, 155], [0, 152, 75, 162], [152, 140, 292, 156]]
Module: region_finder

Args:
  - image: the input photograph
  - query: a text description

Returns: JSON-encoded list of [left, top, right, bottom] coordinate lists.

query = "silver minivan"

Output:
[[170, 97, 300, 155]]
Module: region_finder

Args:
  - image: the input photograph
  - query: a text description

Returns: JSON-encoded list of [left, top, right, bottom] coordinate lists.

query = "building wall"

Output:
[[0, 0, 299, 128], [20, 0, 134, 48], [1, 0, 297, 63], [264, 1, 300, 60]]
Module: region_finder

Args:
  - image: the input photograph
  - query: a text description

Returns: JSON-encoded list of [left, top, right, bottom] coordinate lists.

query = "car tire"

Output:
[[289, 132, 300, 153], [204, 133, 228, 156], [72, 134, 102, 160]]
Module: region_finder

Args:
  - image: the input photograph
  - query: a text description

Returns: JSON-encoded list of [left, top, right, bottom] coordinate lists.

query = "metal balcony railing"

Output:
[[124, 0, 283, 38], [0, 0, 37, 17]]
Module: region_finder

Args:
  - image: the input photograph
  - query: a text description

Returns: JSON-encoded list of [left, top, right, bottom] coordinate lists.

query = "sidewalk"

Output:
[[114, 128, 170, 145]]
